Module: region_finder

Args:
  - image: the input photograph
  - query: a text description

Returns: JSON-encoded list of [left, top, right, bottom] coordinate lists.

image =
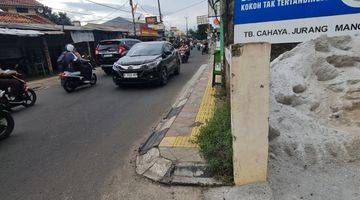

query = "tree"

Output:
[[188, 29, 197, 38], [197, 24, 212, 40], [39, 6, 72, 25]]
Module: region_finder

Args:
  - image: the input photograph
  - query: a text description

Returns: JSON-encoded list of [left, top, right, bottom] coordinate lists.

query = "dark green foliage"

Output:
[[188, 24, 214, 40], [39, 6, 72, 25], [193, 100, 233, 183]]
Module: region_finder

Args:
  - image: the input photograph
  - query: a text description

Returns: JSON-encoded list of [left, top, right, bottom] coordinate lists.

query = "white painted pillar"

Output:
[[230, 43, 271, 186]]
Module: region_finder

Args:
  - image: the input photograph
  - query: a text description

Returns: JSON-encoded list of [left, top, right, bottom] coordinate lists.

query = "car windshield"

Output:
[[127, 43, 163, 57], [98, 41, 121, 51]]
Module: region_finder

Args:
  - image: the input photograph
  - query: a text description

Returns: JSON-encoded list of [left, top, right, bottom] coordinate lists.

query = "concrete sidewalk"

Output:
[[136, 62, 224, 186], [28, 75, 59, 91]]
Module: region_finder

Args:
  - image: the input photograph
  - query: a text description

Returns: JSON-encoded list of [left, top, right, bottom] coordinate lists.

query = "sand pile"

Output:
[[268, 35, 360, 199], [269, 35, 360, 164]]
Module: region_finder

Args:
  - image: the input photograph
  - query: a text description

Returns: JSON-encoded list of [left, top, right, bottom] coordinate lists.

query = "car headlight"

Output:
[[146, 58, 162, 69], [113, 63, 122, 71]]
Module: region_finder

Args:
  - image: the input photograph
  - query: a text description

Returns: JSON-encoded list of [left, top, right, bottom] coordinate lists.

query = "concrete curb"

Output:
[[136, 61, 225, 186], [138, 63, 209, 155]]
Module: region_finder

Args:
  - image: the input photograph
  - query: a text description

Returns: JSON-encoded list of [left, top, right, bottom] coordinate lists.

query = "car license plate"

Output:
[[103, 54, 113, 58], [123, 73, 138, 78]]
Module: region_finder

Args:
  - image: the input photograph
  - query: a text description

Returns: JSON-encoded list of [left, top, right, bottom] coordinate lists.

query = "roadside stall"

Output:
[[0, 28, 64, 77]]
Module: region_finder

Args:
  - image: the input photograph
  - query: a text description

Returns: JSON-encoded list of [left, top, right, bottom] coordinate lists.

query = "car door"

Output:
[[168, 44, 177, 68], [163, 44, 173, 71], [164, 43, 176, 71]]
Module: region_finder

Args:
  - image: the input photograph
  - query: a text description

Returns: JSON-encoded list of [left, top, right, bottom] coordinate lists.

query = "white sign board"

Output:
[[234, 0, 360, 44], [197, 15, 208, 25], [71, 31, 94, 43]]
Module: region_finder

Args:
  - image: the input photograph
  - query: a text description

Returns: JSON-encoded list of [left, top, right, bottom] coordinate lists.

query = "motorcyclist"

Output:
[[202, 40, 209, 54], [0, 66, 23, 100], [58, 44, 92, 83]]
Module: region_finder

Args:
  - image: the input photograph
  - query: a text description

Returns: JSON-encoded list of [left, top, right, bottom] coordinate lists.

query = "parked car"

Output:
[[112, 41, 181, 86], [95, 39, 141, 75]]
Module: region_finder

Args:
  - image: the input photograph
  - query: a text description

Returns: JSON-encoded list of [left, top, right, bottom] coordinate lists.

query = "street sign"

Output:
[[197, 15, 208, 25], [145, 16, 158, 24], [234, 0, 360, 44]]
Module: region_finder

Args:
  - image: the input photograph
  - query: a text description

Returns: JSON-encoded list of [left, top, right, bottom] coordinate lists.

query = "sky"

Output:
[[37, 0, 209, 31]]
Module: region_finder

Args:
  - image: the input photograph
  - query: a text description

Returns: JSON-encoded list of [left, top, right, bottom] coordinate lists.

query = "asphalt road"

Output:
[[0, 50, 209, 200]]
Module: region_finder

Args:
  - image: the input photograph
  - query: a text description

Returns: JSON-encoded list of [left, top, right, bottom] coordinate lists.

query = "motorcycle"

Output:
[[202, 45, 209, 55], [0, 72, 37, 109], [178, 47, 189, 63], [59, 60, 97, 93], [185, 45, 191, 57], [0, 90, 14, 140]]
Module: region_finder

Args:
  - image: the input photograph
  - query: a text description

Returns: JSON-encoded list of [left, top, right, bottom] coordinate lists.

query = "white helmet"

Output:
[[66, 44, 75, 52]]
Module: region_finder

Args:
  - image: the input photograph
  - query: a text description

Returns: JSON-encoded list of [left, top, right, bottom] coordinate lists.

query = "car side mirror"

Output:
[[163, 51, 171, 58]]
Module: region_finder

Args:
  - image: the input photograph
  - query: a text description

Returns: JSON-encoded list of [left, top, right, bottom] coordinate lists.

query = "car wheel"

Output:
[[159, 67, 168, 86]]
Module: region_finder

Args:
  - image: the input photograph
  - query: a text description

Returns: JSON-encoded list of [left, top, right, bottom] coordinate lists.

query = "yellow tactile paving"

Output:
[[159, 76, 216, 148], [159, 137, 177, 147]]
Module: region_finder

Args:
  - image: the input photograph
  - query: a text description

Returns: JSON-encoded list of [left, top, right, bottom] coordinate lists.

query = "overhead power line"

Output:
[[164, 0, 206, 16], [51, 8, 93, 15], [81, 0, 130, 22], [81, 10, 118, 22], [136, 2, 154, 15], [83, 0, 142, 14]]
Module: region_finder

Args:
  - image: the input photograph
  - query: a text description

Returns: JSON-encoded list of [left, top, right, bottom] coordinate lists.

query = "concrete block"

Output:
[[136, 148, 160, 175], [159, 116, 177, 131], [143, 157, 173, 182]]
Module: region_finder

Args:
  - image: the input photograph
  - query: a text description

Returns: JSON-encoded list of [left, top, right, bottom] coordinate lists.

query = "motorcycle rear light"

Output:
[[59, 73, 65, 79], [118, 45, 126, 56]]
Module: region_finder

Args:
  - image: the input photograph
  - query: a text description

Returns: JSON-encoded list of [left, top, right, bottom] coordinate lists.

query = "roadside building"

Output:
[[0, 0, 129, 78], [0, 2, 64, 77], [103, 16, 160, 41], [0, 0, 52, 24]]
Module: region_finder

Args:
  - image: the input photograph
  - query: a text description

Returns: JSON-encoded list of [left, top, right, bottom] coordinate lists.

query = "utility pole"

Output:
[[185, 17, 189, 36], [129, 0, 137, 37], [157, 0, 163, 23]]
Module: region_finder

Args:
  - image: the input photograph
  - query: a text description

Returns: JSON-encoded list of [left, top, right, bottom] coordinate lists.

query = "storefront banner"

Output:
[[234, 0, 360, 44]]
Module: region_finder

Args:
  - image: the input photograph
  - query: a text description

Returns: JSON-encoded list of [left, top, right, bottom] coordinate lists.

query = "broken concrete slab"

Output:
[[159, 116, 177, 132], [173, 162, 208, 178], [143, 157, 173, 182], [136, 148, 160, 175]]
